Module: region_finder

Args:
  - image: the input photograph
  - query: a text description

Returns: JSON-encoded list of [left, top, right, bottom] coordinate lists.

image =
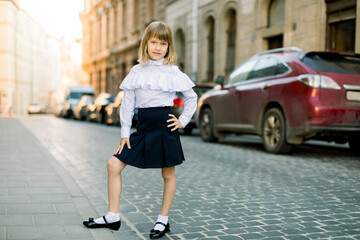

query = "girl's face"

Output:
[[147, 37, 168, 61]]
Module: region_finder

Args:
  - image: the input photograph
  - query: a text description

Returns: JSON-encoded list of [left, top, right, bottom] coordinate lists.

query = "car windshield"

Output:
[[302, 53, 360, 75], [70, 92, 83, 99]]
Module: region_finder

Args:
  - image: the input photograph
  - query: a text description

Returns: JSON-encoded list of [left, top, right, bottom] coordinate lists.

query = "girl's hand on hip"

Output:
[[167, 114, 183, 131], [115, 138, 131, 155]]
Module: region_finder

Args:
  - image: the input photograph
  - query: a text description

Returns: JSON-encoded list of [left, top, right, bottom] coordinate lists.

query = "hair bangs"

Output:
[[150, 25, 171, 43]]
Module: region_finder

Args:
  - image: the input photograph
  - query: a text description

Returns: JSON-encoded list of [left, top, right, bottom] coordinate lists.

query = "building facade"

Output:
[[80, 0, 166, 96], [81, 0, 359, 91], [0, 0, 61, 115], [166, 0, 360, 84]]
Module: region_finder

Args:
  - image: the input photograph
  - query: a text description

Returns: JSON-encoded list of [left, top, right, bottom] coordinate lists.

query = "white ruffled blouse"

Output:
[[119, 58, 198, 138]]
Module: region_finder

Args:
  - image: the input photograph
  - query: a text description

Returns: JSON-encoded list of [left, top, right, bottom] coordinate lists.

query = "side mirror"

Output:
[[215, 75, 225, 85], [215, 75, 225, 89]]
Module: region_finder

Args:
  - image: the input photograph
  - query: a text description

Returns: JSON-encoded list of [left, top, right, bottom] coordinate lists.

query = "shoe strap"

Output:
[[103, 216, 108, 224], [155, 222, 167, 227]]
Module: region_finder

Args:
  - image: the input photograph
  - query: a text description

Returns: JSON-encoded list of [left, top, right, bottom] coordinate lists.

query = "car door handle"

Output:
[[262, 84, 269, 90]]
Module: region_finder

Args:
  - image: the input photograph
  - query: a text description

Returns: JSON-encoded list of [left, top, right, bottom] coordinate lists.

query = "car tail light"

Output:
[[297, 74, 341, 90], [173, 97, 184, 107]]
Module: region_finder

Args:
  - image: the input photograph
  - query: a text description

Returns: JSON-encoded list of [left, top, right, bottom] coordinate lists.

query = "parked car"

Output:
[[105, 91, 138, 127], [62, 85, 95, 118], [27, 103, 43, 114], [73, 95, 94, 121], [197, 47, 360, 154], [105, 91, 124, 125], [172, 84, 215, 134], [89, 93, 115, 123]]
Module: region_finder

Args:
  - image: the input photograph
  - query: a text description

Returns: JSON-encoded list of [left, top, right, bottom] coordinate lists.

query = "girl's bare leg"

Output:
[[107, 156, 127, 213], [160, 166, 176, 216]]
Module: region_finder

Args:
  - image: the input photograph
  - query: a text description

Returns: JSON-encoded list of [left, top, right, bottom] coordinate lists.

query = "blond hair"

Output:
[[138, 21, 177, 65]]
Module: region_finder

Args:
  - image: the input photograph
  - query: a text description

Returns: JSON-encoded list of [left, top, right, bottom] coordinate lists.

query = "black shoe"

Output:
[[83, 216, 121, 231], [149, 222, 170, 239]]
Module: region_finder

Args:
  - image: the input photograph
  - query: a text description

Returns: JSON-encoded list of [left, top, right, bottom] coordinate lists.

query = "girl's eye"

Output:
[[161, 43, 167, 46]]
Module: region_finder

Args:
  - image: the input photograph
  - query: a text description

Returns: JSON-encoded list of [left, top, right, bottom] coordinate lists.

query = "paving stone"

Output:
[[0, 195, 30, 203], [0, 214, 33, 226], [7, 203, 55, 214], [218, 236, 244, 240], [7, 226, 66, 239], [181, 233, 206, 239], [240, 233, 266, 239], [0, 204, 5, 214], [30, 194, 72, 203], [34, 213, 83, 225], [64, 225, 93, 239]]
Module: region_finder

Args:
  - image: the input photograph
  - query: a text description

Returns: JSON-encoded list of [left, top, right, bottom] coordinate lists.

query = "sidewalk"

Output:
[[0, 118, 116, 240]]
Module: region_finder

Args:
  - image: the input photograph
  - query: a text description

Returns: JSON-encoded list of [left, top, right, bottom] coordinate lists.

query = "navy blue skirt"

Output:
[[113, 107, 185, 168]]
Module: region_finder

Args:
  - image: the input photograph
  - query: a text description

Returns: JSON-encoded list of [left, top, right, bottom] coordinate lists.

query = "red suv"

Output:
[[196, 47, 360, 154]]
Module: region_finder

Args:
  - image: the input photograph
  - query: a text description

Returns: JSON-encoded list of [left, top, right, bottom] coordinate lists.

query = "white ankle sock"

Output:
[[154, 214, 168, 231], [94, 212, 120, 224]]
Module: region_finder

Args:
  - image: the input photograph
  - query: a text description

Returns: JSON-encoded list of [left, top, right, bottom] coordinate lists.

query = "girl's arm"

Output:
[[177, 89, 198, 128], [120, 89, 136, 138]]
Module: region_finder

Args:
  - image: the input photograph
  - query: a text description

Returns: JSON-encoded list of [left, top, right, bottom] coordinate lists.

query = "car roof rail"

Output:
[[255, 47, 302, 56]]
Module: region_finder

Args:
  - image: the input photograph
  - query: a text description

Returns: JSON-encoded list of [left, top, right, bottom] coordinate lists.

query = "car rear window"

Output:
[[302, 53, 360, 75]]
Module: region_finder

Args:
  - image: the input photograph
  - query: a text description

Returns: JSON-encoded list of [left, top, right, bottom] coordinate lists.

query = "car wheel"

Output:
[[349, 136, 360, 154], [262, 108, 292, 154], [199, 108, 218, 142]]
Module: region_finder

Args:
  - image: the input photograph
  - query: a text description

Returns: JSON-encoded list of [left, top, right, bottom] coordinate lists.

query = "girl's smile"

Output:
[[147, 37, 168, 61]]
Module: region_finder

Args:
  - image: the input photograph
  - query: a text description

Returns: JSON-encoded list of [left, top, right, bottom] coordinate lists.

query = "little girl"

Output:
[[83, 21, 197, 239]]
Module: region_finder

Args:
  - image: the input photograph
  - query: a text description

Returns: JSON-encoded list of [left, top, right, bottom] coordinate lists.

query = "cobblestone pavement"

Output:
[[9, 115, 360, 239]]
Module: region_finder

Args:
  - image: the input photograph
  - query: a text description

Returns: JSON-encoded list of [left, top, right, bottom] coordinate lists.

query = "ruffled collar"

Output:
[[147, 58, 165, 66], [120, 59, 195, 92]]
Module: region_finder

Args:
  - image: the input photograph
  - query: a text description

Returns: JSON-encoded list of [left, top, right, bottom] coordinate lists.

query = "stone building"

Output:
[[0, 0, 61, 115], [166, 0, 360, 84], [80, 0, 166, 95], [81, 0, 359, 91]]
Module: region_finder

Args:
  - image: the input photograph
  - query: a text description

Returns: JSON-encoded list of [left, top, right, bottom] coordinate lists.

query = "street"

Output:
[[3, 115, 360, 240]]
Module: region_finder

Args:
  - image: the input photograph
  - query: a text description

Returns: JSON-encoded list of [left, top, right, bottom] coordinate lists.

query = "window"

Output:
[[134, 0, 139, 30], [113, 4, 118, 43], [266, 0, 284, 49], [249, 57, 288, 79], [225, 9, 236, 75], [175, 29, 185, 71], [98, 71, 102, 93], [228, 59, 257, 84], [268, 0, 285, 27], [302, 53, 360, 75], [106, 13, 110, 47], [206, 17, 215, 81], [122, 1, 127, 37], [326, 0, 356, 52], [250, 57, 277, 79]]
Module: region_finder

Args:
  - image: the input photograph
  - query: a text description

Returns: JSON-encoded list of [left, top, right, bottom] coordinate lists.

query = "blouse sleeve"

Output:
[[178, 88, 198, 128], [120, 89, 136, 138]]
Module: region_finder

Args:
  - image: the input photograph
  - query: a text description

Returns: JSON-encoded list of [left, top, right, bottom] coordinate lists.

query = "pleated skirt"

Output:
[[113, 107, 185, 169]]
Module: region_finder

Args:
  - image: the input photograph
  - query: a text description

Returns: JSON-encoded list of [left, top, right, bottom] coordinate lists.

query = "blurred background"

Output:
[[0, 0, 359, 116]]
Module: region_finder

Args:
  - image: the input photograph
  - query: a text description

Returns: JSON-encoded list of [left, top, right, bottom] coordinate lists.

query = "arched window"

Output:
[[268, 0, 284, 27], [225, 9, 236, 74], [134, 0, 139, 30], [267, 0, 284, 49], [175, 29, 185, 71], [206, 17, 215, 81]]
